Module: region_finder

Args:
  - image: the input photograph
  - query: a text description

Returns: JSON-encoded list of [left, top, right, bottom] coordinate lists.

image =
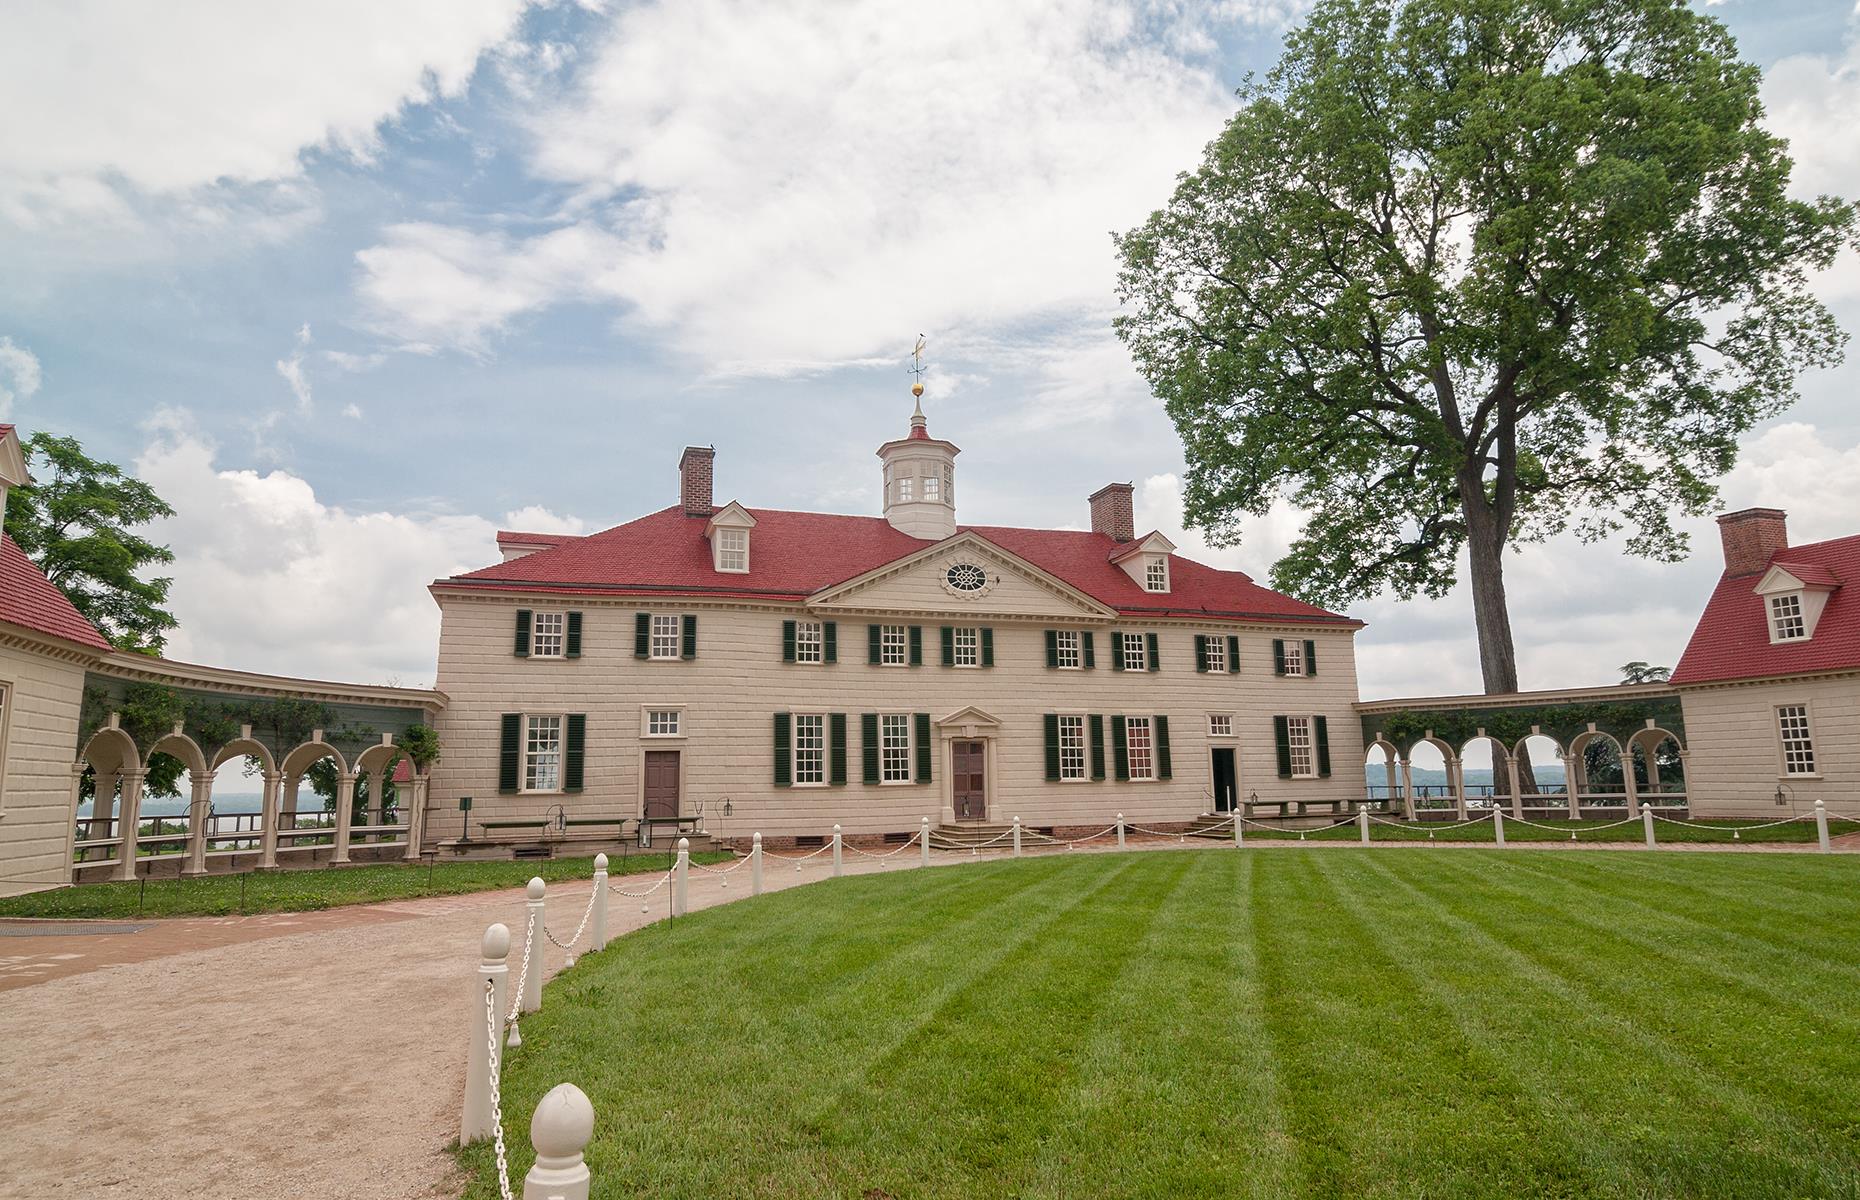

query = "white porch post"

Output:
[[402, 776, 427, 861], [1622, 751, 1641, 817], [259, 771, 283, 869], [64, 763, 86, 879], [1448, 757, 1464, 821], [184, 770, 214, 877], [92, 770, 120, 866], [1381, 755, 1399, 814], [1505, 754, 1523, 819], [1563, 755, 1581, 820], [333, 771, 357, 864], [113, 768, 147, 882], [1398, 758, 1416, 822]]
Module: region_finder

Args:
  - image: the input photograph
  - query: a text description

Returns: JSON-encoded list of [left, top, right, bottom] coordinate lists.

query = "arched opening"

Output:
[[135, 732, 208, 874], [1569, 731, 1629, 810], [1515, 734, 1568, 816], [1365, 741, 1397, 807], [351, 742, 415, 859], [277, 743, 347, 863], [208, 740, 276, 867], [1406, 739, 1451, 813], [1460, 735, 1509, 812], [1630, 729, 1688, 809], [74, 727, 139, 875]]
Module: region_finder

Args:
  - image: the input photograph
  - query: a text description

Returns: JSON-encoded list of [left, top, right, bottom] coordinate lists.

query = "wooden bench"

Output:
[[637, 815, 702, 847], [561, 817, 629, 840], [1242, 798, 1360, 818], [479, 819, 551, 840]]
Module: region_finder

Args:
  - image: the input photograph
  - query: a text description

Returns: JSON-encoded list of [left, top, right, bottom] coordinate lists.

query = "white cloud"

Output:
[[355, 0, 1244, 365], [341, 403, 364, 420], [0, 336, 42, 416], [0, 0, 535, 268], [501, 505, 588, 535], [274, 324, 314, 412], [135, 419, 582, 686]]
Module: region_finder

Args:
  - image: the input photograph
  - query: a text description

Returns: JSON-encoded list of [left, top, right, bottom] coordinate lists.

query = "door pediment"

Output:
[[935, 705, 1002, 729], [808, 531, 1116, 619]]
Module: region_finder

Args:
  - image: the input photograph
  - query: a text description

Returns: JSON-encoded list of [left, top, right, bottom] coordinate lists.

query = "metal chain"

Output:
[[483, 980, 516, 1200]]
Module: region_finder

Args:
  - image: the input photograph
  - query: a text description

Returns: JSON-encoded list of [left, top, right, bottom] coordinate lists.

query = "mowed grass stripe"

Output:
[[1356, 852, 1860, 1196], [1018, 852, 1299, 1199], [1567, 847, 1860, 918], [801, 854, 1177, 1198], [1250, 852, 1586, 1196]]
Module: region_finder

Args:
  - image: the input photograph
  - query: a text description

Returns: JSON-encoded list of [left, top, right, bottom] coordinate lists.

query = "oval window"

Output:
[[946, 563, 987, 592]]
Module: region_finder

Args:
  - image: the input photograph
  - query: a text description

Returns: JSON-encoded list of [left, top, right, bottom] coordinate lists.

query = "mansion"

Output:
[[0, 399, 1857, 891]]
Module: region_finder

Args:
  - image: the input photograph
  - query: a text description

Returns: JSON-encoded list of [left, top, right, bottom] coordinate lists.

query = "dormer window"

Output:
[[1769, 593, 1807, 641], [715, 528, 748, 573], [1144, 556, 1169, 593]]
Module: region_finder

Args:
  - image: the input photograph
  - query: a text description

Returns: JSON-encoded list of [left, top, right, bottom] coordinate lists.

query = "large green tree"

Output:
[[8, 432, 178, 653], [1115, 0, 1856, 694]]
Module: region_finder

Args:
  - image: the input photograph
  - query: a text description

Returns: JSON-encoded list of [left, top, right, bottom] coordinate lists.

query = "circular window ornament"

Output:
[[946, 563, 988, 592]]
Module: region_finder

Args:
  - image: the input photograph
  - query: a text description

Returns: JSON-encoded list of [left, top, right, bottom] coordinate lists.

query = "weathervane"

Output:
[[909, 333, 927, 398]]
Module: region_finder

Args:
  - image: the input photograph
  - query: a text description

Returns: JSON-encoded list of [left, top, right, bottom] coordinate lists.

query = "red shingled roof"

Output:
[[440, 506, 1353, 625], [1672, 532, 1860, 685], [0, 534, 112, 650], [496, 530, 578, 549]]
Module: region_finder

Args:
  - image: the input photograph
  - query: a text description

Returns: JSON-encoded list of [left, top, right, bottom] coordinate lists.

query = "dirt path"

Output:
[[0, 836, 1844, 1199]]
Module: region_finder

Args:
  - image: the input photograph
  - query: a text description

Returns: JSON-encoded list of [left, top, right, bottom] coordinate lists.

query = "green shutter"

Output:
[[681, 614, 697, 659], [565, 611, 582, 659], [1112, 716, 1129, 782], [830, 713, 848, 785], [1274, 716, 1293, 778], [1146, 632, 1160, 672], [1272, 638, 1286, 675], [1227, 635, 1241, 673], [564, 714, 586, 792], [869, 624, 883, 664], [1305, 639, 1318, 677], [1089, 715, 1106, 781], [634, 612, 651, 658], [1082, 631, 1096, 669], [909, 625, 923, 666], [914, 713, 932, 782], [1155, 715, 1172, 780], [498, 714, 521, 794], [783, 620, 797, 662], [1043, 714, 1061, 781], [773, 713, 792, 787], [941, 626, 954, 666], [862, 714, 880, 783], [1315, 715, 1331, 777], [514, 609, 532, 657], [1194, 634, 1208, 673], [824, 621, 838, 663], [981, 627, 994, 667], [1045, 629, 1059, 668], [1110, 631, 1124, 671]]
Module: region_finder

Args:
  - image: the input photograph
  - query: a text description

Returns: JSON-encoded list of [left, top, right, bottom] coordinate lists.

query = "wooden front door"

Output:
[[643, 751, 680, 819], [953, 740, 987, 822], [1211, 748, 1237, 812]]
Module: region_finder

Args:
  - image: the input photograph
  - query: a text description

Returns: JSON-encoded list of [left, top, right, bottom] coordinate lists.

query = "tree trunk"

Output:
[[1462, 484, 1540, 796]]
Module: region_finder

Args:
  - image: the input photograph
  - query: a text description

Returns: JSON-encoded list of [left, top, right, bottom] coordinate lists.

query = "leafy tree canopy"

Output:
[[9, 432, 177, 653], [1115, 0, 1856, 692]]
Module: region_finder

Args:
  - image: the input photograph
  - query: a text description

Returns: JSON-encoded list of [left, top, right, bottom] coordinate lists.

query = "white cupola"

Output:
[[877, 391, 959, 540]]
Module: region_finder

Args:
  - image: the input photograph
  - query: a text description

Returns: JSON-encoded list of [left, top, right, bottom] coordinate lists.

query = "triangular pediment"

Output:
[[1756, 563, 1837, 594], [936, 705, 1002, 728], [0, 427, 27, 488], [807, 531, 1116, 619]]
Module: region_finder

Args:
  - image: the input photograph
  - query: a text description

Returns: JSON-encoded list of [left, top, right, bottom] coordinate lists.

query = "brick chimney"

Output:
[[1089, 482, 1134, 543], [1717, 507, 1788, 576], [679, 446, 715, 517]]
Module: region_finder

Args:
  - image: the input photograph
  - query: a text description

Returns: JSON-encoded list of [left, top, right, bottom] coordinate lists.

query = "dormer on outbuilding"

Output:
[[0, 424, 27, 534], [705, 501, 757, 573], [1109, 531, 1177, 594], [878, 395, 959, 541], [1755, 561, 1840, 644]]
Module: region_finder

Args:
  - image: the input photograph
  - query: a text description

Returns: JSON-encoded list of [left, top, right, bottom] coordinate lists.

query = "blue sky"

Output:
[[3, 0, 1858, 694]]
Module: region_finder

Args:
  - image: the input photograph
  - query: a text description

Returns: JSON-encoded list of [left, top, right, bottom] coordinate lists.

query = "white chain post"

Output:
[[461, 922, 510, 1146], [832, 824, 843, 877], [1116, 812, 1125, 850], [1642, 805, 1657, 850], [920, 816, 931, 867], [751, 832, 764, 895], [590, 854, 609, 953], [524, 1083, 595, 1200], [1493, 806, 1507, 848], [1012, 816, 1022, 858], [1816, 799, 1831, 853], [1358, 804, 1370, 846], [673, 837, 689, 916], [1234, 808, 1243, 847], [521, 878, 545, 1014]]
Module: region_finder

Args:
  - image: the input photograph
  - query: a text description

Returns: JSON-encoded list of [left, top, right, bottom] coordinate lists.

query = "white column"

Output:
[[919, 817, 930, 867], [524, 1084, 594, 1200], [64, 764, 85, 880], [1506, 754, 1523, 819], [752, 832, 765, 895], [461, 922, 510, 1146], [184, 771, 214, 877], [259, 771, 282, 869], [113, 768, 147, 882], [1622, 751, 1641, 817], [831, 825, 843, 877], [1563, 755, 1581, 820], [1448, 759, 1464, 821], [1382, 755, 1399, 813], [368, 770, 386, 837], [1398, 759, 1416, 820], [402, 776, 427, 862], [522, 877, 545, 1014], [332, 772, 357, 864], [591, 854, 609, 951], [91, 770, 120, 867]]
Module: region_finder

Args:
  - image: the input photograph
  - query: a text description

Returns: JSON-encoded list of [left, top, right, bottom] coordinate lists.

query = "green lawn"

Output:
[[1244, 813, 1859, 844], [464, 848, 1860, 1199], [0, 851, 730, 919]]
